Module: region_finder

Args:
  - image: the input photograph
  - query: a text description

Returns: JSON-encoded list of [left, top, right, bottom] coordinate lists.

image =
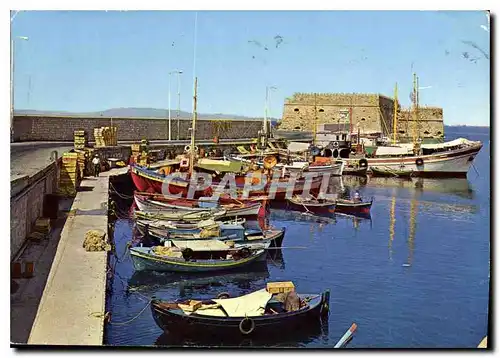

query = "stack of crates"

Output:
[[75, 150, 87, 179], [94, 127, 118, 147], [59, 152, 80, 196], [74, 130, 88, 150]]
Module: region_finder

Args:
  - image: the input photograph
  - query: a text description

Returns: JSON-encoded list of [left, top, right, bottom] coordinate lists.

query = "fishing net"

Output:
[[83, 229, 111, 252], [152, 246, 183, 258], [199, 227, 221, 238]]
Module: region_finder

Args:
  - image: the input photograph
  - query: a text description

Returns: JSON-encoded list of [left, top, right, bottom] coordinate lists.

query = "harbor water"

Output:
[[104, 127, 490, 348]]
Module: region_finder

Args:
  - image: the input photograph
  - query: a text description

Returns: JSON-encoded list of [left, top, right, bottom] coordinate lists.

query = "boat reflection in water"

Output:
[[128, 266, 271, 298], [154, 314, 329, 347], [269, 199, 372, 230], [343, 175, 475, 200]]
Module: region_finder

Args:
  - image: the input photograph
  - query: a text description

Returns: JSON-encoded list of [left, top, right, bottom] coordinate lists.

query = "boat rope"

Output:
[[472, 163, 480, 177], [90, 299, 152, 326], [109, 182, 135, 200]]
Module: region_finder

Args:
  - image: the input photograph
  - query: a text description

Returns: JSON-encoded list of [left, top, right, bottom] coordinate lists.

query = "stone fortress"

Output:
[[278, 93, 445, 139]]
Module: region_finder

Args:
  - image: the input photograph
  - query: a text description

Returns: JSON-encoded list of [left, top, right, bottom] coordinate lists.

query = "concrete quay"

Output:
[[26, 170, 120, 345]]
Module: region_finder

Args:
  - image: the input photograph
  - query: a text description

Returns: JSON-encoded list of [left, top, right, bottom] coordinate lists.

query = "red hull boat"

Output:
[[130, 164, 325, 200]]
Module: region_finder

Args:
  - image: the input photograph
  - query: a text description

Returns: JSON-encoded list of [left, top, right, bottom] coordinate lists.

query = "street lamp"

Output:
[[11, 35, 29, 142], [264, 86, 277, 136], [168, 70, 183, 141]]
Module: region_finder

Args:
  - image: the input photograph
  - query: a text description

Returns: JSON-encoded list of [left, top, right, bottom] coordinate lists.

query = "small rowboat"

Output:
[[334, 198, 373, 215], [150, 286, 330, 338], [134, 208, 227, 223], [134, 193, 262, 218], [135, 217, 246, 234], [370, 166, 414, 178], [342, 166, 368, 176], [129, 242, 268, 273], [137, 222, 286, 249], [287, 196, 336, 216]]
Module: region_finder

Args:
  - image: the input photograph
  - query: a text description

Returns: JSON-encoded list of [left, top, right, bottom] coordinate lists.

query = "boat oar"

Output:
[[334, 323, 357, 348]]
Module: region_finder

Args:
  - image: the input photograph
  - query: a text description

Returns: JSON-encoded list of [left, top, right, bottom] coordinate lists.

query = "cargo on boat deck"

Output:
[[266, 281, 295, 294]]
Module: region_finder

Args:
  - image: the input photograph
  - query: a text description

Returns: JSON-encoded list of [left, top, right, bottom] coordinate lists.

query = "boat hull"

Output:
[[130, 247, 267, 273], [151, 291, 330, 338], [345, 143, 482, 178], [134, 194, 262, 218], [335, 200, 372, 215], [131, 164, 324, 199]]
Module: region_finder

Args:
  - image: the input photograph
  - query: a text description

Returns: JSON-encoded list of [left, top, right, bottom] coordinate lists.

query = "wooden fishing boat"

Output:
[[287, 196, 336, 216], [150, 285, 330, 338], [135, 217, 246, 233], [130, 163, 324, 200], [344, 138, 483, 178], [129, 241, 268, 273], [134, 192, 262, 218], [334, 198, 373, 215], [342, 165, 368, 176], [137, 222, 286, 249], [370, 166, 414, 178], [134, 208, 227, 223]]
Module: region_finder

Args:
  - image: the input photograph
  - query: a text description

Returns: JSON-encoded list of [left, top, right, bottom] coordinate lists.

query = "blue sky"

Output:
[[11, 10, 490, 125]]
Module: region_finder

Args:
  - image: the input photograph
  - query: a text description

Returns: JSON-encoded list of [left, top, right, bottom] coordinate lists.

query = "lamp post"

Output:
[[264, 86, 277, 137], [168, 70, 183, 141], [11, 35, 28, 142]]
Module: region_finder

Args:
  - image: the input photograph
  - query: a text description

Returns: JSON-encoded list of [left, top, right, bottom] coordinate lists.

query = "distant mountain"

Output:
[[14, 107, 280, 121]]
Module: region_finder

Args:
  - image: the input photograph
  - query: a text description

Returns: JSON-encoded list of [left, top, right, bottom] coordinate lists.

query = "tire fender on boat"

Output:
[[239, 317, 255, 335], [359, 158, 368, 168], [415, 158, 424, 166], [217, 292, 231, 299]]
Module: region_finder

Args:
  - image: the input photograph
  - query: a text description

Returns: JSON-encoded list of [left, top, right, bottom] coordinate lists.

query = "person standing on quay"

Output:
[[92, 155, 101, 177]]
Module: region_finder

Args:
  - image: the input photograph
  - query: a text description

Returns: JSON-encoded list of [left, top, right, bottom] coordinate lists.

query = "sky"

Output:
[[10, 10, 490, 125]]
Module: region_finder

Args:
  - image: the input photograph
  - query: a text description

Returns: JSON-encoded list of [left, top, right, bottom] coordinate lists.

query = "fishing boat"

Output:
[[344, 76, 482, 178], [137, 221, 286, 248], [334, 198, 373, 215], [129, 240, 268, 273], [130, 164, 325, 200], [342, 165, 368, 176], [371, 166, 414, 178], [135, 217, 246, 234], [134, 192, 263, 218], [150, 285, 330, 338], [287, 196, 336, 216], [134, 208, 227, 222]]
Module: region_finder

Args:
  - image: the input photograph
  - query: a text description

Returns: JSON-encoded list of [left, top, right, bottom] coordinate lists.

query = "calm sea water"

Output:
[[104, 127, 490, 348]]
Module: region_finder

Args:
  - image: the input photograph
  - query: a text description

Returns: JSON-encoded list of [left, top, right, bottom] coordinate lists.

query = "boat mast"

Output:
[[393, 82, 398, 145], [412, 73, 419, 145], [264, 86, 268, 137], [313, 93, 317, 145], [189, 77, 198, 175]]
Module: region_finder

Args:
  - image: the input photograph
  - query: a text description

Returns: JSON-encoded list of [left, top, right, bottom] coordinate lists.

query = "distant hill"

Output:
[[14, 107, 280, 121]]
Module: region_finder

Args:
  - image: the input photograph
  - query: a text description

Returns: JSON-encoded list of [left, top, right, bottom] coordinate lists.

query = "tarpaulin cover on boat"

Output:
[[196, 158, 244, 173], [287, 142, 310, 153], [374, 146, 414, 156], [421, 138, 478, 150], [186, 288, 273, 317], [171, 239, 230, 251]]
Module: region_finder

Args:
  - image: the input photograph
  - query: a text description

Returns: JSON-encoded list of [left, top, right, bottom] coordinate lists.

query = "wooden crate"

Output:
[[266, 281, 295, 294], [34, 218, 51, 234]]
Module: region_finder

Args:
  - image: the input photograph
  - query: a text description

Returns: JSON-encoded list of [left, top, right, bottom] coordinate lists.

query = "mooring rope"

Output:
[[109, 182, 135, 200]]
